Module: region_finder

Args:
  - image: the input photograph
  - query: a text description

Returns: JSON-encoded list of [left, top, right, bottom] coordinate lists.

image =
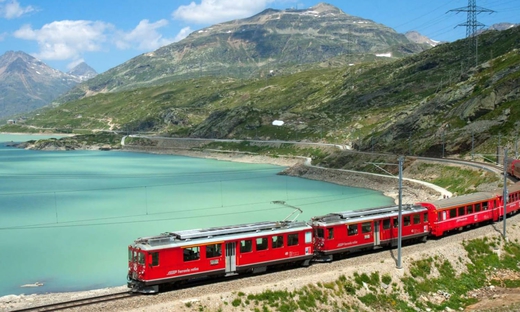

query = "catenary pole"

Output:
[[397, 156, 404, 269], [503, 148, 508, 239]]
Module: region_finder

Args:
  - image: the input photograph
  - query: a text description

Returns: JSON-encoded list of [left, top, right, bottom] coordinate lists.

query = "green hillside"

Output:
[[3, 26, 520, 159]]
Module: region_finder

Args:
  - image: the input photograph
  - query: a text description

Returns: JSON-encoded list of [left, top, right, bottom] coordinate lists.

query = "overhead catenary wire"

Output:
[[0, 190, 379, 231]]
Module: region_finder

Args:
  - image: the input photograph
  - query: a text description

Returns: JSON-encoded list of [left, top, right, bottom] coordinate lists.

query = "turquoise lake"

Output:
[[0, 134, 394, 297]]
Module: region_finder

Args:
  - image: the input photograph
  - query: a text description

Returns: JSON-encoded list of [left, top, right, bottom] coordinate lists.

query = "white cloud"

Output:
[[14, 20, 112, 60], [172, 0, 275, 24], [174, 26, 192, 42], [115, 19, 174, 51], [0, 31, 7, 41], [0, 0, 35, 19]]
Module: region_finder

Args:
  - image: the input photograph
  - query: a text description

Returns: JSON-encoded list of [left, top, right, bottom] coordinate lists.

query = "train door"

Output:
[[225, 242, 236, 274], [374, 221, 381, 246]]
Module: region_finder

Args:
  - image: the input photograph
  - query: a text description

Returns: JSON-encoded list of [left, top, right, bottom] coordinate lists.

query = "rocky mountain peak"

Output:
[[0, 50, 81, 119], [0, 50, 33, 67], [309, 2, 344, 14], [405, 31, 442, 47], [5, 56, 29, 74], [67, 62, 98, 81]]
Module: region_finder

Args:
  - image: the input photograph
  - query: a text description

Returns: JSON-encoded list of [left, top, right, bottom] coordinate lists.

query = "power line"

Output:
[[0, 191, 378, 230], [448, 0, 495, 66]]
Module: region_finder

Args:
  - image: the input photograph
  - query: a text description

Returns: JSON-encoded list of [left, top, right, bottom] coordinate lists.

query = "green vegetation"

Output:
[[219, 236, 520, 312], [408, 163, 500, 195], [3, 26, 519, 160]]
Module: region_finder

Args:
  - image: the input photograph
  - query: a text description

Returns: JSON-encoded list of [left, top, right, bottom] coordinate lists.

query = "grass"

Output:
[[411, 163, 499, 195], [221, 236, 520, 312]]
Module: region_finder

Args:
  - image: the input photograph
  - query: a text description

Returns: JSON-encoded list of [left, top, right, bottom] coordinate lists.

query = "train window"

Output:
[[413, 214, 420, 224], [458, 207, 465, 216], [393, 218, 399, 228], [272, 235, 284, 248], [347, 224, 358, 236], [128, 249, 132, 262], [288, 234, 299, 246], [327, 227, 334, 239], [480, 202, 486, 211], [151, 252, 159, 266], [206, 243, 221, 258], [424, 213, 428, 223], [316, 228, 324, 238], [183, 247, 200, 262], [138, 253, 145, 265], [305, 232, 312, 244], [403, 216, 410, 226], [449, 209, 457, 218], [361, 222, 372, 233], [240, 240, 252, 253], [256, 237, 268, 251], [467, 205, 473, 214], [383, 219, 391, 229]]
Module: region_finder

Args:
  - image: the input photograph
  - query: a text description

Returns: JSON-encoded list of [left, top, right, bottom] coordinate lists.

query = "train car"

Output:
[[506, 159, 520, 179], [417, 192, 499, 237], [491, 182, 520, 216], [311, 204, 429, 261], [128, 220, 314, 293]]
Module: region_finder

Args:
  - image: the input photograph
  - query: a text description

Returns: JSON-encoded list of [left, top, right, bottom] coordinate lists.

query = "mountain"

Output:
[[0, 51, 82, 119], [67, 62, 97, 82], [487, 23, 517, 31], [405, 31, 442, 47], [11, 25, 520, 158], [56, 2, 427, 103]]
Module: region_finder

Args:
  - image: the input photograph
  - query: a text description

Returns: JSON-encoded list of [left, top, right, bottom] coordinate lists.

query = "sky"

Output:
[[0, 0, 518, 74]]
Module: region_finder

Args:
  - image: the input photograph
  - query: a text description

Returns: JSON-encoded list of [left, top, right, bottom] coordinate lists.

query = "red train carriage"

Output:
[[417, 192, 499, 237], [492, 182, 520, 216], [128, 220, 313, 293], [311, 204, 429, 261], [506, 159, 520, 179]]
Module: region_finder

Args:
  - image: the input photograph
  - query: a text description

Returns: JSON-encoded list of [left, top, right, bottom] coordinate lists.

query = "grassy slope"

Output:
[[3, 27, 520, 159]]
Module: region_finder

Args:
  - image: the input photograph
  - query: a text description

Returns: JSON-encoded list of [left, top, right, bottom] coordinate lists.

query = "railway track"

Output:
[[10, 291, 136, 312], [416, 156, 518, 181]]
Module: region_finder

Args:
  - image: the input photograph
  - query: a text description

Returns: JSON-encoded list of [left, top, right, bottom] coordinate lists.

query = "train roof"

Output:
[[131, 220, 312, 251], [311, 204, 427, 226], [418, 192, 495, 209], [497, 183, 520, 195]]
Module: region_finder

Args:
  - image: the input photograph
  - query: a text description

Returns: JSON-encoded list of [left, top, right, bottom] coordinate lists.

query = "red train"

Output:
[[127, 183, 520, 293], [507, 158, 520, 179]]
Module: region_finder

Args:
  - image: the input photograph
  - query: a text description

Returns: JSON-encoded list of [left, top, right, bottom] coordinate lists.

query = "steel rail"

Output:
[[10, 291, 136, 312]]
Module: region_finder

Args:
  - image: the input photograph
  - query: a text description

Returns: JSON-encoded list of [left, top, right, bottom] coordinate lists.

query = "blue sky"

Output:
[[1, 0, 518, 73]]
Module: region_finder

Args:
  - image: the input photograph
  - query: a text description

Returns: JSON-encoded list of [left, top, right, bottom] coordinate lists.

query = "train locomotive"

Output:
[[128, 182, 520, 294]]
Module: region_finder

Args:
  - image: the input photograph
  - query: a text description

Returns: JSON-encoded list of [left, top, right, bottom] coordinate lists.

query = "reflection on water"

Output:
[[0, 134, 393, 296]]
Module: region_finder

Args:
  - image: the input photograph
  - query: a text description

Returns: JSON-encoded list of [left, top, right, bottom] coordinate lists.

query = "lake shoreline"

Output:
[[0, 141, 444, 310]]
